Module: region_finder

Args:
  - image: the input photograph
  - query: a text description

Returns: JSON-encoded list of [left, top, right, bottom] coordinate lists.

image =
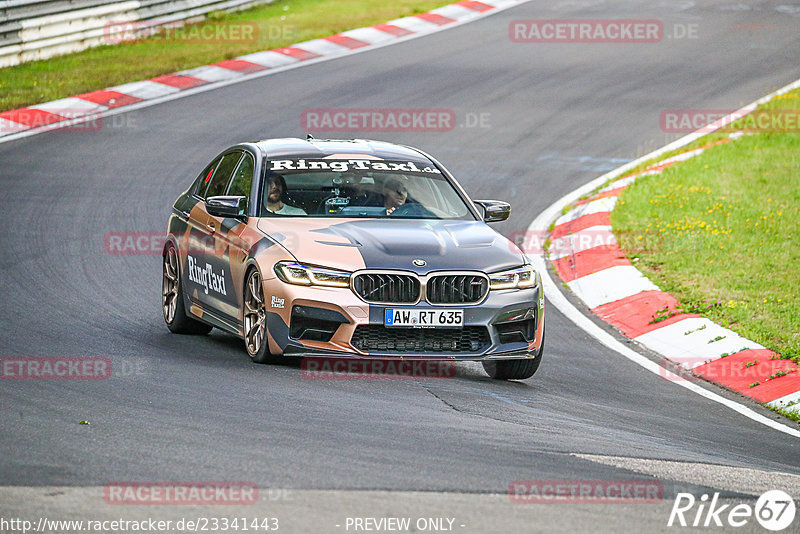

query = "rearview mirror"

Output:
[[474, 200, 511, 223], [207, 196, 248, 219]]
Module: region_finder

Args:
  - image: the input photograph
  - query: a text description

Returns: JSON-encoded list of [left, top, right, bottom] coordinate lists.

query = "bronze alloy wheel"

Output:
[[162, 246, 179, 324], [161, 243, 212, 335], [244, 269, 267, 358]]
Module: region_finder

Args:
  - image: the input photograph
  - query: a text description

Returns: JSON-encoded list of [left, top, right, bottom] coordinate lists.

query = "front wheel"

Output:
[[482, 327, 545, 380], [162, 244, 212, 335], [243, 268, 280, 364]]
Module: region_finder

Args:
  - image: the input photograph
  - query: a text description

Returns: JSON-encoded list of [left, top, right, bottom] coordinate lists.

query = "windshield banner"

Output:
[[268, 159, 441, 174]]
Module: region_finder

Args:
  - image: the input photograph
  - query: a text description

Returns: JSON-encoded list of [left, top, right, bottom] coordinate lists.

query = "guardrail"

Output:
[[0, 0, 273, 68]]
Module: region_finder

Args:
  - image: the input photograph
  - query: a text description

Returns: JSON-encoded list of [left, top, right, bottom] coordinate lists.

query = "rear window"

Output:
[[202, 152, 242, 199]]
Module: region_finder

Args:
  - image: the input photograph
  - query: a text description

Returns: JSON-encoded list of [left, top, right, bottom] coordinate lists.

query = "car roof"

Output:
[[251, 138, 434, 163]]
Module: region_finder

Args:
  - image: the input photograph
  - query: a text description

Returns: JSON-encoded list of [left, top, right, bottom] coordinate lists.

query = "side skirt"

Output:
[[187, 302, 241, 335]]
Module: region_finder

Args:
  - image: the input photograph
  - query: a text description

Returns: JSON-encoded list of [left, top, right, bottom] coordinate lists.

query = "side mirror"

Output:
[[207, 196, 248, 219], [474, 200, 511, 223]]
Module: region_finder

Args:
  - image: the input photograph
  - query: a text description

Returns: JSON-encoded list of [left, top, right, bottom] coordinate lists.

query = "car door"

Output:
[[186, 151, 243, 315], [206, 151, 256, 322]]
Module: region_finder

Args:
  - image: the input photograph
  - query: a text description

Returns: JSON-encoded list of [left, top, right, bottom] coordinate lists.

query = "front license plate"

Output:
[[384, 308, 463, 328]]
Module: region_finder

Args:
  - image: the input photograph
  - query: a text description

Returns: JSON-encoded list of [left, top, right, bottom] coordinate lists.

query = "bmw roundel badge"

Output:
[[412, 259, 427, 267]]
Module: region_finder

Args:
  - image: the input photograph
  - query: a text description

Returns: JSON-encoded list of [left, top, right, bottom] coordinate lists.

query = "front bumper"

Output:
[[264, 275, 545, 361]]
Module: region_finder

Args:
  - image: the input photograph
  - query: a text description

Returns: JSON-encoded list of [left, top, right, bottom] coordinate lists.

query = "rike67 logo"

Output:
[[668, 490, 795, 531]]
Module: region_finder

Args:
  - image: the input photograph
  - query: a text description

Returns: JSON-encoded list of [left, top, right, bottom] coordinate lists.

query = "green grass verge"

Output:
[[0, 0, 452, 111], [770, 405, 800, 423], [610, 89, 800, 363]]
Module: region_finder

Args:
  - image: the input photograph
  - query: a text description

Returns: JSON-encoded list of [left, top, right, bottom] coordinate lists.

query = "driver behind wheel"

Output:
[[383, 177, 408, 216]]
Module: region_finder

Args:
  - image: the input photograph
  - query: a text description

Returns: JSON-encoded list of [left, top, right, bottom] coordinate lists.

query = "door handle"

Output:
[[207, 222, 216, 233]]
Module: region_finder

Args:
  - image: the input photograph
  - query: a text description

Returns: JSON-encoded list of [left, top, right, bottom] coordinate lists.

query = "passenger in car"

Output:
[[264, 173, 307, 215]]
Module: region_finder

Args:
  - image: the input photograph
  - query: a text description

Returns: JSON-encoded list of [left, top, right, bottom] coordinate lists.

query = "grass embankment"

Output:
[[0, 0, 452, 111], [611, 90, 800, 371]]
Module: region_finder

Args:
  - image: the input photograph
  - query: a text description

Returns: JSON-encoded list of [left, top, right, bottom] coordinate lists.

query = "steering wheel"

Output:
[[388, 202, 434, 218]]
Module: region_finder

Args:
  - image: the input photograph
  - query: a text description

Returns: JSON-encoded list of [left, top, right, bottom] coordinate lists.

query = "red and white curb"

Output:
[[548, 137, 800, 416], [0, 0, 524, 140], [524, 77, 800, 436]]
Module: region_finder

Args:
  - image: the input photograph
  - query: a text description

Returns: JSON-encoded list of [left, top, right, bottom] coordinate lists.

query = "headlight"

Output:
[[274, 261, 351, 288], [489, 265, 537, 290]]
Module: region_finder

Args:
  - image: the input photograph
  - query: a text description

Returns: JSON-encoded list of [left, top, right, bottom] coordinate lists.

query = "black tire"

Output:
[[243, 268, 281, 364], [483, 327, 545, 380], [162, 244, 213, 335]]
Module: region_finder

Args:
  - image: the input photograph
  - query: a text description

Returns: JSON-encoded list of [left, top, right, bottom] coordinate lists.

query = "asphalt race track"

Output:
[[1, 1, 800, 532]]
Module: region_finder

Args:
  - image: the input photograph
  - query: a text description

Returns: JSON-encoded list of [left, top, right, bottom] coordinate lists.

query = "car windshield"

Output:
[[258, 157, 476, 219]]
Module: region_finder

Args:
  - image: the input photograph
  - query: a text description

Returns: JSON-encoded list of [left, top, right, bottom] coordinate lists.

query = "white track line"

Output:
[[527, 76, 800, 438]]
